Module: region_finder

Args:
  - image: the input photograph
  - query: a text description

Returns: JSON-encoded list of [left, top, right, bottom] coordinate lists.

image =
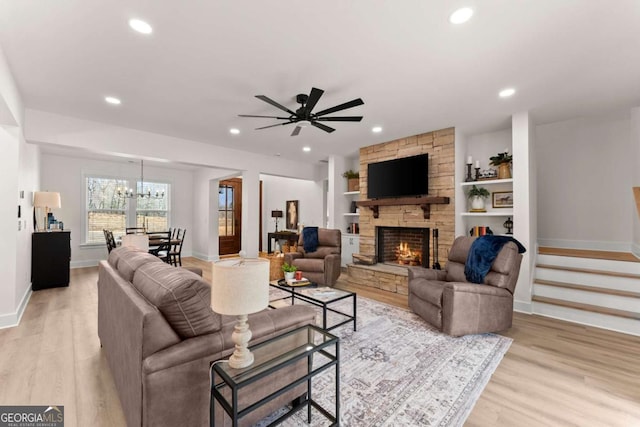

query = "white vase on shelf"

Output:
[[469, 196, 486, 211]]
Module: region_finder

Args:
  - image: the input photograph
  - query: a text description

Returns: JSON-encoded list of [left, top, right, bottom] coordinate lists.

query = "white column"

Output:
[[512, 111, 536, 311], [631, 107, 640, 257], [327, 155, 348, 231], [454, 129, 466, 237], [241, 169, 260, 257]]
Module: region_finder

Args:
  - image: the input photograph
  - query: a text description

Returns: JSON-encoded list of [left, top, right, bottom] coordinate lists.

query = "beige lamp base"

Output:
[[229, 314, 254, 369]]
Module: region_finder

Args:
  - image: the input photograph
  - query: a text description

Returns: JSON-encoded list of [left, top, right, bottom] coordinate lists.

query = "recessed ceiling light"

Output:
[[129, 19, 153, 34], [105, 96, 121, 105], [372, 126, 383, 133], [229, 128, 240, 135], [499, 88, 516, 98], [449, 7, 473, 24], [303, 146, 311, 152]]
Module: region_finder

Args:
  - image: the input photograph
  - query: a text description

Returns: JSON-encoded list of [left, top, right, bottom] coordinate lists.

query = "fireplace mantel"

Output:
[[357, 196, 450, 219]]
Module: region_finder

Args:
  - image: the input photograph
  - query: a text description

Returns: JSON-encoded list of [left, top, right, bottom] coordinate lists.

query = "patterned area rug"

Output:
[[264, 290, 512, 426]]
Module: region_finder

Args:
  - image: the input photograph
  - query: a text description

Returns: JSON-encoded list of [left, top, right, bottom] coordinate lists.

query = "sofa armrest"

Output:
[[444, 282, 512, 297], [143, 333, 223, 374], [408, 267, 447, 281], [324, 254, 342, 285], [442, 282, 513, 336], [284, 252, 304, 264]]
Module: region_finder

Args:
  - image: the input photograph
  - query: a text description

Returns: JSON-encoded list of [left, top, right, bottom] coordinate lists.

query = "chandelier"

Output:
[[117, 160, 165, 199]]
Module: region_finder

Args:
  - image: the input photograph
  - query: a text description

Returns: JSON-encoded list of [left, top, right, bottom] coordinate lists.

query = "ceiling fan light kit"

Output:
[[239, 87, 364, 136]]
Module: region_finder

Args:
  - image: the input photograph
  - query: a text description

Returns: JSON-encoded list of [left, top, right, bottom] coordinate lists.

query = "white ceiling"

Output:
[[1, 0, 639, 164]]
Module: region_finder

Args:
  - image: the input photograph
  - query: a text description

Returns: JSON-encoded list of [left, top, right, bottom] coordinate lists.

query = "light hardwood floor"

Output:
[[1, 258, 638, 426]]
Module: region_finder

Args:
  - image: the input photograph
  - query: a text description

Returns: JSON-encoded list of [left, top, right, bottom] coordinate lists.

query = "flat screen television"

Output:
[[367, 154, 428, 199]]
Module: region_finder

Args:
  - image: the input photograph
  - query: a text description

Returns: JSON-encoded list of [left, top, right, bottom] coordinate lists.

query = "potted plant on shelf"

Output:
[[281, 262, 297, 281], [342, 170, 360, 192], [489, 151, 513, 179], [467, 185, 490, 212]]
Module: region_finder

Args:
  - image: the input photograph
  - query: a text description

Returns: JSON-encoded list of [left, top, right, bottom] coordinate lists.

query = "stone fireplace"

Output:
[[346, 127, 455, 296], [376, 226, 429, 267]]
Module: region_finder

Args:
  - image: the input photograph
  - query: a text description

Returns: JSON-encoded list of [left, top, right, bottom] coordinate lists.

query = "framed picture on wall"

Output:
[[286, 200, 299, 230], [492, 191, 513, 208]]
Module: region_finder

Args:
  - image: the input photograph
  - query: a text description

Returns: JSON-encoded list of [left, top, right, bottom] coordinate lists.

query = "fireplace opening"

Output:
[[376, 227, 430, 267]]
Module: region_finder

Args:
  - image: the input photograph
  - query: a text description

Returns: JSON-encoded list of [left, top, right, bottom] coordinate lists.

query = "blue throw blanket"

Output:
[[464, 235, 526, 284], [303, 227, 319, 252]]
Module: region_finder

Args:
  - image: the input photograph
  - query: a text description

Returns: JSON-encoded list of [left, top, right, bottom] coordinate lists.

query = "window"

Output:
[[136, 182, 169, 232], [86, 177, 127, 244], [85, 176, 170, 244]]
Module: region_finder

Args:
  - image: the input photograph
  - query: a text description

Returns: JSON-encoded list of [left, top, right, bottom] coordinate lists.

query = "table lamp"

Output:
[[211, 257, 269, 369], [271, 210, 283, 232], [33, 191, 61, 231]]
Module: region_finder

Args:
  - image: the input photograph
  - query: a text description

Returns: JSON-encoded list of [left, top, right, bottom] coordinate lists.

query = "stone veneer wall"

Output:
[[348, 127, 455, 295]]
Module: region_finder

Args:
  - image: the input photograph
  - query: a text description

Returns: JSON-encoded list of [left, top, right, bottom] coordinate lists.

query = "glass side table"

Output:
[[210, 324, 340, 427]]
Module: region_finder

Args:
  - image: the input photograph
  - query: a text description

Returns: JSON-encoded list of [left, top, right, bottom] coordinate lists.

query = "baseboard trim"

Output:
[[514, 300, 532, 314], [0, 286, 32, 329], [71, 259, 99, 268], [191, 252, 219, 262], [537, 238, 631, 253]]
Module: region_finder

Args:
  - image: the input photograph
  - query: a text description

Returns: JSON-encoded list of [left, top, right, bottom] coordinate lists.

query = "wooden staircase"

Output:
[[533, 247, 640, 336]]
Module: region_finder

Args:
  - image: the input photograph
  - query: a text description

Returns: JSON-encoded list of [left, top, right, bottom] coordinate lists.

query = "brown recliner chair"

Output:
[[408, 236, 522, 336], [284, 228, 341, 286]]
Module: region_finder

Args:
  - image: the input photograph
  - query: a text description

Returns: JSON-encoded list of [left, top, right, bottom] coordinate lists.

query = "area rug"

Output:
[[264, 290, 512, 426]]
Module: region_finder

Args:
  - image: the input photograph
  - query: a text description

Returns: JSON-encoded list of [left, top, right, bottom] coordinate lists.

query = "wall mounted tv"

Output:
[[367, 154, 428, 199]]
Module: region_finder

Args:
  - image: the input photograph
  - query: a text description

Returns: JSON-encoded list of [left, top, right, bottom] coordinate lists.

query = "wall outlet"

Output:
[[18, 220, 21, 231]]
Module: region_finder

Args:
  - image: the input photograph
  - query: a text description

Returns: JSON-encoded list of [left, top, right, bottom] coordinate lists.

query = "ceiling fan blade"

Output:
[[239, 114, 290, 119], [314, 98, 364, 117], [315, 116, 363, 122], [291, 126, 302, 136], [255, 122, 294, 130], [255, 95, 296, 115], [304, 87, 324, 113], [311, 121, 335, 133]]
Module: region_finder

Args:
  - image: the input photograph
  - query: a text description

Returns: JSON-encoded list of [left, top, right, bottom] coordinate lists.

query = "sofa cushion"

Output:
[[108, 245, 132, 269], [132, 262, 221, 338], [116, 250, 163, 282], [448, 236, 475, 264], [446, 262, 467, 283]]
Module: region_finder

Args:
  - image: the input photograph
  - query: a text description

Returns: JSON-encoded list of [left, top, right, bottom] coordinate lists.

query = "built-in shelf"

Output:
[[343, 213, 360, 216], [344, 191, 360, 195], [357, 196, 450, 219], [460, 210, 513, 217], [460, 178, 513, 187]]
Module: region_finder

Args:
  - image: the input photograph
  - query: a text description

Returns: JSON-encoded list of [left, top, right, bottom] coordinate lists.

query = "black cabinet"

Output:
[[32, 231, 71, 290]]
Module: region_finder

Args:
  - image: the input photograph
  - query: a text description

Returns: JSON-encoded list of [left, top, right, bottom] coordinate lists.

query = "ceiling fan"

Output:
[[239, 87, 364, 136]]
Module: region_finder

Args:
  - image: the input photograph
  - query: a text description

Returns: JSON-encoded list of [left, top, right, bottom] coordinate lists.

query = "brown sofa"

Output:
[[98, 246, 316, 426], [408, 236, 522, 336], [284, 228, 341, 286]]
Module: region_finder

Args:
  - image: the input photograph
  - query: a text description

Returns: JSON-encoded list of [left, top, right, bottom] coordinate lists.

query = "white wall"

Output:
[[40, 153, 195, 267], [0, 43, 38, 328], [536, 112, 633, 251], [260, 174, 325, 248]]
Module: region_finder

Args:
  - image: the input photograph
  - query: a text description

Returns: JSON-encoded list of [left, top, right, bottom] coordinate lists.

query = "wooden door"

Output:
[[218, 178, 242, 255]]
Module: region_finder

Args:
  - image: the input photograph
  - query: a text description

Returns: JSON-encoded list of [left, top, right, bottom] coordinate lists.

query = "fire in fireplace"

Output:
[[376, 227, 430, 267]]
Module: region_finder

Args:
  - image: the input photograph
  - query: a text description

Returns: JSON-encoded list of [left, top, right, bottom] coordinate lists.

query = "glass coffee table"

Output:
[[270, 280, 357, 332]]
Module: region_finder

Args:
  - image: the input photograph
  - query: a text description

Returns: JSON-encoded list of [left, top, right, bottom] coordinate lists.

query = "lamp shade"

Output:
[[33, 192, 61, 209], [211, 258, 269, 315], [271, 210, 283, 218]]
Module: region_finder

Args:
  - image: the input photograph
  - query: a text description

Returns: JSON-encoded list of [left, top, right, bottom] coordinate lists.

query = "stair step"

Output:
[[534, 279, 640, 298], [532, 296, 640, 320], [538, 247, 640, 263], [536, 264, 640, 280]]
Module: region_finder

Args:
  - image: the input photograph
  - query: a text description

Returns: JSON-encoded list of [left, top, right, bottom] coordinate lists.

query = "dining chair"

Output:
[[104, 229, 117, 253], [149, 240, 171, 264], [169, 229, 185, 266]]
